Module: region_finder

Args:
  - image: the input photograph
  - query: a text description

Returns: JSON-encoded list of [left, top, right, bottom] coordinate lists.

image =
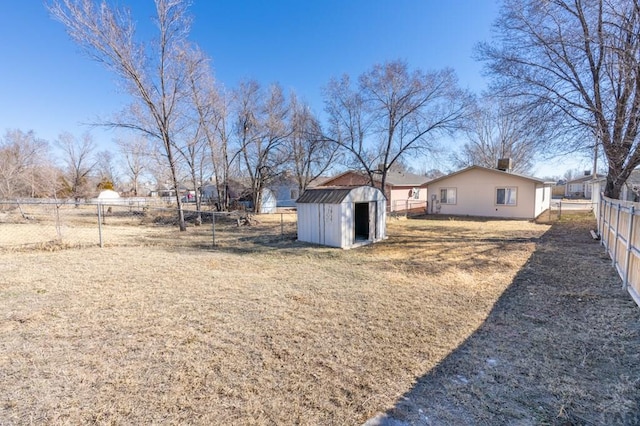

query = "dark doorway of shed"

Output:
[[354, 202, 369, 241]]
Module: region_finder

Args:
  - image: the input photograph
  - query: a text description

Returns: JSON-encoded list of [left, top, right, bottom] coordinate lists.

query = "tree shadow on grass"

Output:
[[366, 218, 640, 426]]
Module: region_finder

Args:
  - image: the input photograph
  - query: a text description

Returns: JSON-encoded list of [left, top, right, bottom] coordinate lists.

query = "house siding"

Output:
[[426, 168, 545, 219], [388, 186, 428, 213], [534, 185, 551, 217]]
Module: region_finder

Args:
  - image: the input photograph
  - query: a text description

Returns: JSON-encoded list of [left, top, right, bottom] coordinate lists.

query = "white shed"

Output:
[[296, 186, 387, 249]]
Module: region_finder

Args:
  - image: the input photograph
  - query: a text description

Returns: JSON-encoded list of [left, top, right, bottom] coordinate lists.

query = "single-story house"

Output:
[[424, 165, 553, 219], [317, 170, 429, 213], [565, 173, 600, 198], [296, 186, 386, 249], [269, 173, 300, 208], [592, 171, 640, 204], [150, 183, 193, 201]]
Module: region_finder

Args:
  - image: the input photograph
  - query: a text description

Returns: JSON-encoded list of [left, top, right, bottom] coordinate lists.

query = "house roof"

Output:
[[566, 174, 601, 184], [425, 165, 552, 186], [296, 187, 353, 204], [384, 170, 431, 186], [321, 170, 430, 187]]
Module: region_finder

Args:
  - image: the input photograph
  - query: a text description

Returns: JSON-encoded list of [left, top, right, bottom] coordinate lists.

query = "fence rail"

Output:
[[390, 200, 428, 216], [0, 199, 297, 250], [597, 196, 640, 307]]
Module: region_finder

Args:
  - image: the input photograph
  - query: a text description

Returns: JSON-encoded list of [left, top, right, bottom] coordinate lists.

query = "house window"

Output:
[[496, 187, 517, 205], [290, 189, 298, 200], [440, 188, 456, 204], [412, 188, 420, 200]]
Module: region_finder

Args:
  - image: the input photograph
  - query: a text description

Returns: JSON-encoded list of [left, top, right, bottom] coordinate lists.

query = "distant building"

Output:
[[317, 170, 430, 213], [565, 172, 600, 199]]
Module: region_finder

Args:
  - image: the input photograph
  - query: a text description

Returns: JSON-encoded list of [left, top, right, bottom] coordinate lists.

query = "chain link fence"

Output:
[[0, 199, 297, 250], [542, 199, 597, 221]]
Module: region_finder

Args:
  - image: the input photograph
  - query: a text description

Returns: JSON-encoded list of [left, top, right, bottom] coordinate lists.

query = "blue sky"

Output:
[[0, 0, 589, 177]]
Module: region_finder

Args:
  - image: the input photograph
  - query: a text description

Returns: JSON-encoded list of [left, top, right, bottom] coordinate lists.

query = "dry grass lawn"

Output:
[[0, 211, 637, 424]]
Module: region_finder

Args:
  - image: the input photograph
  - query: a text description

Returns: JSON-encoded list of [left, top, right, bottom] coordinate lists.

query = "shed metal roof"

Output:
[[296, 187, 353, 204]]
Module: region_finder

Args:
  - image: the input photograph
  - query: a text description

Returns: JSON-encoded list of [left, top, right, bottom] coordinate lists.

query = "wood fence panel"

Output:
[[598, 196, 640, 307]]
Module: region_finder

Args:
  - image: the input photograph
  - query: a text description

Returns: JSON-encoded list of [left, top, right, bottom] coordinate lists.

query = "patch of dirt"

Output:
[[370, 215, 640, 425]]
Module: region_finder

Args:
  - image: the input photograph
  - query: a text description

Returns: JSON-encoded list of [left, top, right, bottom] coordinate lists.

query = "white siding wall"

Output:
[[326, 203, 346, 248], [426, 169, 542, 219], [534, 185, 551, 217], [296, 203, 321, 245], [377, 200, 387, 240]]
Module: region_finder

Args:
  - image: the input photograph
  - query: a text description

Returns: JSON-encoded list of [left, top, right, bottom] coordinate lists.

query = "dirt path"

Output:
[[367, 216, 640, 425]]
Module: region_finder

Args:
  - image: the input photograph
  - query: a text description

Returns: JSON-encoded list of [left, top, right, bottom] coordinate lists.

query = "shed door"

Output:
[[354, 202, 369, 240]]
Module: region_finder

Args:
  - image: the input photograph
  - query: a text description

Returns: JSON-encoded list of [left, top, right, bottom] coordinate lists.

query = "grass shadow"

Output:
[[366, 217, 640, 425]]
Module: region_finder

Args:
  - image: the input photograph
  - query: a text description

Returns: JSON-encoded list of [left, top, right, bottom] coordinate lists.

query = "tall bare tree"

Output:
[[288, 94, 338, 192], [452, 98, 542, 174], [56, 131, 96, 203], [48, 0, 195, 230], [96, 149, 119, 189], [479, 0, 640, 199], [116, 136, 149, 196], [234, 81, 292, 213], [0, 130, 51, 199], [185, 50, 234, 211], [324, 60, 473, 192]]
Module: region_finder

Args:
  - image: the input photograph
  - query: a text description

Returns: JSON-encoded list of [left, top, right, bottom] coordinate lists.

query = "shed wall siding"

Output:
[[297, 186, 386, 248]]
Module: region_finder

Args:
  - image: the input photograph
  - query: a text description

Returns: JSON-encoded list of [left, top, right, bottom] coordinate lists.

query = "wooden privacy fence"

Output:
[[598, 195, 640, 307]]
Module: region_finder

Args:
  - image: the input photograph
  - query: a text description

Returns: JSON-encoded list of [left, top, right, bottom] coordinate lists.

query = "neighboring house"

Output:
[[592, 170, 640, 204], [200, 179, 250, 208], [317, 170, 430, 213], [552, 179, 566, 199], [269, 173, 300, 208], [565, 173, 600, 198], [200, 176, 295, 211], [621, 171, 640, 202], [296, 186, 387, 249], [150, 183, 193, 201], [424, 165, 553, 219]]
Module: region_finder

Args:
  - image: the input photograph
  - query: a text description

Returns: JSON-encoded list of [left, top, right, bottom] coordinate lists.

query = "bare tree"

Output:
[[48, 0, 195, 230], [288, 94, 338, 192], [452, 98, 541, 174], [324, 60, 473, 192], [0, 130, 51, 199], [116, 136, 149, 196], [185, 51, 234, 211], [56, 131, 96, 203], [173, 124, 210, 224], [478, 0, 640, 199], [234, 81, 292, 213], [207, 89, 234, 210], [181, 47, 228, 216], [95, 149, 119, 189]]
